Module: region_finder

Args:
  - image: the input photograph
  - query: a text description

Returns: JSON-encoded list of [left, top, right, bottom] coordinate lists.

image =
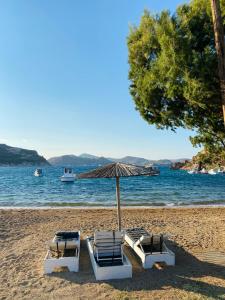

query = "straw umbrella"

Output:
[[77, 162, 149, 230]]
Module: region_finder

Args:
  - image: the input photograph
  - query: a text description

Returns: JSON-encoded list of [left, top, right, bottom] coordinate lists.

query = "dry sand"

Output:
[[0, 207, 225, 300]]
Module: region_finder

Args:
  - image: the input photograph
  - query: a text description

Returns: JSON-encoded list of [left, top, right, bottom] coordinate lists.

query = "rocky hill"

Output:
[[0, 144, 50, 166], [182, 148, 225, 170]]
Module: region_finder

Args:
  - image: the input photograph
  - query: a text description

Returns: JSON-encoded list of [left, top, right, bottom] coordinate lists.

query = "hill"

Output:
[[79, 153, 99, 159], [0, 144, 50, 166], [110, 156, 150, 166], [48, 153, 188, 167], [48, 155, 112, 166]]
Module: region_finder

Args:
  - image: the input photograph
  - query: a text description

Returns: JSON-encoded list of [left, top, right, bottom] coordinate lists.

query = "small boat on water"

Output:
[[200, 168, 208, 174], [34, 168, 43, 177], [208, 169, 217, 175], [61, 168, 75, 182], [187, 169, 199, 174], [217, 167, 225, 174]]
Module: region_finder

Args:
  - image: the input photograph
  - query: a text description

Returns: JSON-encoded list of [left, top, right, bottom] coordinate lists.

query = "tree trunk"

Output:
[[211, 0, 225, 125], [116, 176, 121, 231]]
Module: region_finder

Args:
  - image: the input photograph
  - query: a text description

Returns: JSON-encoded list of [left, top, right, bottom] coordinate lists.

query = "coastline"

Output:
[[1, 203, 225, 210]]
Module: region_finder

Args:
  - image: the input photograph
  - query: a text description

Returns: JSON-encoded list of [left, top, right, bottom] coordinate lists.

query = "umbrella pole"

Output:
[[116, 176, 121, 230]]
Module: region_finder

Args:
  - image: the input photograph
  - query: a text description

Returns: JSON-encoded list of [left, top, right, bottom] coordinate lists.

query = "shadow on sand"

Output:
[[50, 239, 225, 299]]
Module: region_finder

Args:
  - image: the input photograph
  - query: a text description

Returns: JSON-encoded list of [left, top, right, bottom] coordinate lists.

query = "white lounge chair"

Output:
[[125, 228, 175, 269], [44, 231, 80, 274], [86, 230, 132, 280]]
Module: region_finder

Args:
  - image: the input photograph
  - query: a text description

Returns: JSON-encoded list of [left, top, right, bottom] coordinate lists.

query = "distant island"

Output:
[[48, 154, 111, 167], [0, 144, 50, 166], [48, 153, 189, 167]]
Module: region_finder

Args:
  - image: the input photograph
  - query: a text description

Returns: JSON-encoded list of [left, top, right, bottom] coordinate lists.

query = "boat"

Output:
[[208, 169, 217, 175], [217, 167, 225, 174], [61, 168, 75, 182], [144, 164, 160, 176], [34, 168, 43, 177], [187, 170, 195, 174], [187, 169, 199, 174], [200, 168, 208, 174]]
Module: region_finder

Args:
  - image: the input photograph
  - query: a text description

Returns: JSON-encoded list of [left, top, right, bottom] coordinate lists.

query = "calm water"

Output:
[[0, 166, 225, 207]]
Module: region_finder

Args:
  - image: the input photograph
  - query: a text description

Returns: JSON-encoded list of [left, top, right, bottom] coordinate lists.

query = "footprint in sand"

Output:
[[20, 280, 29, 287]]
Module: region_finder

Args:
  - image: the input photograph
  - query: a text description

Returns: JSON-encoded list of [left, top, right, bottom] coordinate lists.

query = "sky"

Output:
[[0, 0, 198, 160]]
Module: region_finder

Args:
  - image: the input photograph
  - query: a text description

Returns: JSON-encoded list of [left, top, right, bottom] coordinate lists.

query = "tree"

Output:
[[127, 0, 225, 150], [211, 0, 225, 125]]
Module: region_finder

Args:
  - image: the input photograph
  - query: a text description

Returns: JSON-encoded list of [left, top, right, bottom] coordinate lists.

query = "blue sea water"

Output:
[[0, 166, 225, 207]]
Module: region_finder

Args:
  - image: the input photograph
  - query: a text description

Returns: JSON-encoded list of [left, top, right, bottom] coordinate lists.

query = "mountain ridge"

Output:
[[48, 153, 189, 166], [0, 144, 50, 166], [48, 154, 112, 167]]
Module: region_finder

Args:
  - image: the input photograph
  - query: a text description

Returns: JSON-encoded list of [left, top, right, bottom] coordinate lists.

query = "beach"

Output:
[[1, 207, 225, 300]]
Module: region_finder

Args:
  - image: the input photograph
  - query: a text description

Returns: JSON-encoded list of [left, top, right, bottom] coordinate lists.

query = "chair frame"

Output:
[[125, 227, 175, 269], [87, 231, 132, 280], [43, 231, 80, 274]]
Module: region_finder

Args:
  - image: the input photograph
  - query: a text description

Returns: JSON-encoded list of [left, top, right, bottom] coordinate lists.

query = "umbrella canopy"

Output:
[[77, 162, 149, 230]]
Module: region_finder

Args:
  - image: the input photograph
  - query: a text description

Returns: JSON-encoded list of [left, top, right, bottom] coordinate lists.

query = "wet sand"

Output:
[[1, 207, 225, 299]]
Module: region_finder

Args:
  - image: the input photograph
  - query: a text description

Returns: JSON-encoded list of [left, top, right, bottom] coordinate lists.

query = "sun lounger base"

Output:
[[44, 250, 79, 274], [125, 233, 175, 269], [87, 237, 132, 280], [44, 231, 80, 274]]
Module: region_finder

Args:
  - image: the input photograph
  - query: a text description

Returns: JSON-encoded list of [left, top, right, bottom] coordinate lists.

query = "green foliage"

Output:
[[188, 147, 225, 168], [127, 0, 225, 149]]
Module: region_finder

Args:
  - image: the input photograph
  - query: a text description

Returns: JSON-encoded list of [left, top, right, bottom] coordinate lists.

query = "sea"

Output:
[[0, 166, 225, 208]]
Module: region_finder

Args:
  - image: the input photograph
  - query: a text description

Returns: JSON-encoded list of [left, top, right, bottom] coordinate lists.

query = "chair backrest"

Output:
[[135, 234, 162, 245], [135, 234, 163, 253], [55, 231, 79, 240], [94, 231, 123, 258]]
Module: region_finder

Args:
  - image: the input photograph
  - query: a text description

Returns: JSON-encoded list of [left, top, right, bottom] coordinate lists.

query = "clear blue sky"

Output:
[[0, 0, 197, 159]]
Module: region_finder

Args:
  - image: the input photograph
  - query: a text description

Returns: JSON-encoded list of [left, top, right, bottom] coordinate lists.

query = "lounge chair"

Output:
[[125, 228, 175, 269], [86, 230, 132, 280], [44, 231, 80, 274]]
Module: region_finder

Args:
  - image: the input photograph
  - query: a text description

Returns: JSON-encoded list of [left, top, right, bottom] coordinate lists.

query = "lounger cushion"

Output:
[[49, 239, 77, 251], [94, 231, 123, 260], [94, 231, 123, 242], [96, 246, 122, 258]]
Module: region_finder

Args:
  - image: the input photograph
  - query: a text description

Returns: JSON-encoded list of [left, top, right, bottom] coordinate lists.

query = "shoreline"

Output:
[[1, 203, 225, 210]]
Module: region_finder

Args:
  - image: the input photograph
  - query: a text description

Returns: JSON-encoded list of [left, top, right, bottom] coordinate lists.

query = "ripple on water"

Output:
[[0, 166, 225, 207]]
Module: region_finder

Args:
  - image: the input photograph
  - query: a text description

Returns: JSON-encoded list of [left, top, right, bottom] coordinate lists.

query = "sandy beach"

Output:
[[1, 207, 225, 300]]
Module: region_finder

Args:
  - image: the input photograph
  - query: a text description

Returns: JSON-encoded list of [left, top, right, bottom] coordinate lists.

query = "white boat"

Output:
[[200, 168, 208, 174], [61, 168, 75, 182], [208, 169, 217, 175], [187, 169, 198, 174], [34, 168, 43, 177]]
